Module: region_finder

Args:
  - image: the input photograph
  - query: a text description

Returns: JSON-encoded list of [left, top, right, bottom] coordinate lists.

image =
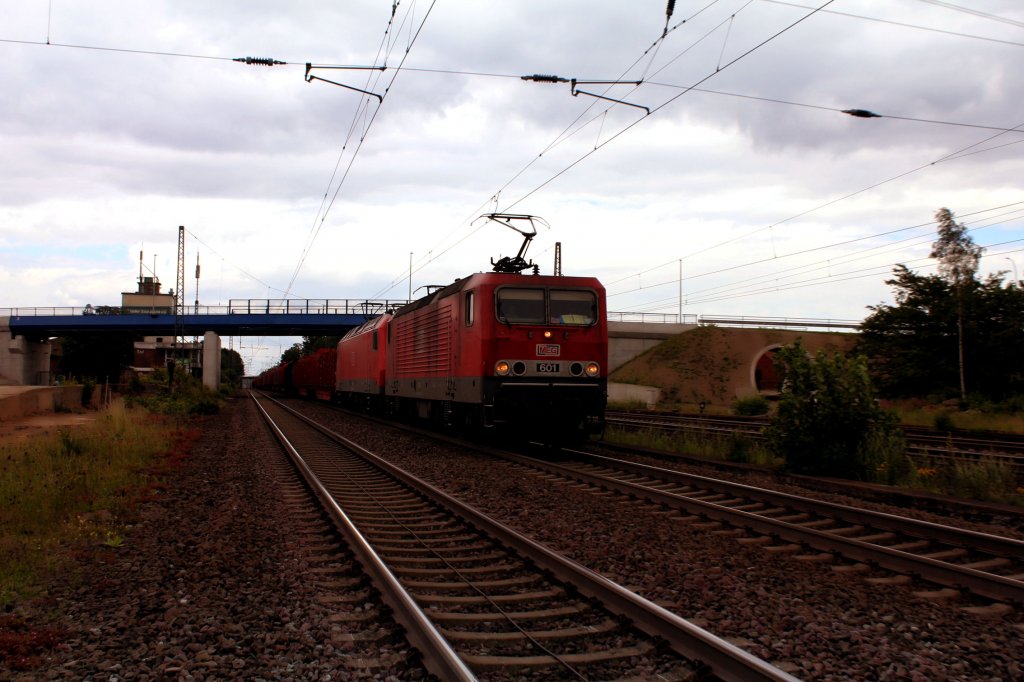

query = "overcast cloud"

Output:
[[2, 0, 1022, 372]]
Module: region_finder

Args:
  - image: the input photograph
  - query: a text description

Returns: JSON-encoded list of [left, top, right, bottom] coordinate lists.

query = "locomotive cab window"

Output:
[[550, 290, 597, 325], [464, 291, 474, 327], [496, 288, 545, 324]]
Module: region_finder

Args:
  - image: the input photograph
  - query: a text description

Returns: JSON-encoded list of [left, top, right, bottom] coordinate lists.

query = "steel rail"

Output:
[[606, 409, 1024, 453], [530, 449, 1024, 606], [573, 451, 1024, 558], [605, 411, 1024, 477], [268, 397, 799, 682], [251, 394, 477, 682]]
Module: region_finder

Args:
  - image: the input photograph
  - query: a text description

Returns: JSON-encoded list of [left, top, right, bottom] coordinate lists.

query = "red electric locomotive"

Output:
[[335, 313, 392, 410], [386, 269, 607, 438], [335, 214, 607, 439]]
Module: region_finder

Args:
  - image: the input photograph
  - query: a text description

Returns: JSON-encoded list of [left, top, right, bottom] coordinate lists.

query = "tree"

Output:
[[858, 265, 959, 398], [280, 343, 303, 364], [301, 335, 341, 354], [278, 336, 340, 365], [858, 267, 1024, 403], [220, 348, 245, 387], [765, 341, 905, 480], [929, 208, 982, 401]]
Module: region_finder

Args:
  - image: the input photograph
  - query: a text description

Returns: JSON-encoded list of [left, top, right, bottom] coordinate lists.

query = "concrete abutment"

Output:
[[0, 317, 52, 386]]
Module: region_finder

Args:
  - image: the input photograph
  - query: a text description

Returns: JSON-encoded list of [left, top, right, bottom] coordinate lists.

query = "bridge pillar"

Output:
[[202, 331, 221, 391], [0, 317, 52, 385]]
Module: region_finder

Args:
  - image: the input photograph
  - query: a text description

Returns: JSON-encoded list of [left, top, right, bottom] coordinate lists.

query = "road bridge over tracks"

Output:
[[1, 299, 405, 388], [2, 301, 860, 400]]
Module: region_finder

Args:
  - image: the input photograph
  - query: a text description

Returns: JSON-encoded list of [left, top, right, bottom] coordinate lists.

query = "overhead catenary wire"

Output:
[[682, 241, 1024, 307], [392, 0, 1020, 297], [367, 0, 733, 299], [284, 0, 439, 299], [5, 0, 1017, 67], [370, 0, 832, 299], [678, 208, 1024, 302], [6, 2, 1015, 311], [759, 0, 1024, 48], [913, 0, 1024, 30], [4, 39, 1016, 138], [606, 199, 1024, 289], [185, 228, 294, 297], [629, 238, 1024, 312], [608, 203, 1024, 298], [601, 117, 1024, 296], [492, 0, 836, 219], [675, 214, 1024, 306], [613, 207, 1024, 311]]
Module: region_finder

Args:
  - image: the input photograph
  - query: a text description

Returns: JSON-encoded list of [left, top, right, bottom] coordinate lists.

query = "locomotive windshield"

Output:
[[495, 288, 545, 323], [550, 290, 597, 325], [496, 287, 597, 326]]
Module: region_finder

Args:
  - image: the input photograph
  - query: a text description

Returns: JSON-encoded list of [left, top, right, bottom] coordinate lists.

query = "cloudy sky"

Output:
[[2, 0, 1022, 373]]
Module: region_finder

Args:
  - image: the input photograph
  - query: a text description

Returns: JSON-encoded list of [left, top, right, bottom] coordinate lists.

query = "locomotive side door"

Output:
[[447, 309, 456, 399]]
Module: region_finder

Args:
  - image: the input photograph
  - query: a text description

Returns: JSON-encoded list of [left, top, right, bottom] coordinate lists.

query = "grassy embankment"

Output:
[[0, 373, 223, 609], [602, 403, 1024, 506], [0, 401, 195, 607]]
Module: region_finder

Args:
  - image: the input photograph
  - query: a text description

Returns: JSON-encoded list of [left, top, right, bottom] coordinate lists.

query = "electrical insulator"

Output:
[[842, 109, 881, 118], [521, 74, 569, 83], [233, 56, 285, 66]]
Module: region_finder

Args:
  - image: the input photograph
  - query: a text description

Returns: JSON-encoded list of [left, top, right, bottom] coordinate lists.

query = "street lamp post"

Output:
[[1005, 257, 1018, 287]]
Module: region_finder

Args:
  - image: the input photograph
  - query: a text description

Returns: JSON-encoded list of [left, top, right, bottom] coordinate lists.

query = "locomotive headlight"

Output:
[[543, 330, 552, 339], [585, 362, 600, 377], [495, 360, 511, 376]]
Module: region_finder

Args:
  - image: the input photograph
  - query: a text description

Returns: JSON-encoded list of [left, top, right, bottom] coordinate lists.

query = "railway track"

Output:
[[252, 392, 798, 681], [605, 410, 1024, 476], [506, 447, 1024, 609]]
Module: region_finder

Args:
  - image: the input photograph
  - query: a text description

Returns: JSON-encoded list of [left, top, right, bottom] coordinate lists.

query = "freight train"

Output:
[[254, 214, 608, 440]]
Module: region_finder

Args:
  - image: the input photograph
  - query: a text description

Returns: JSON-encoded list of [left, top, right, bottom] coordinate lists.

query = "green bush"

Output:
[[733, 395, 770, 416], [125, 372, 220, 416], [765, 341, 904, 480], [933, 412, 954, 432]]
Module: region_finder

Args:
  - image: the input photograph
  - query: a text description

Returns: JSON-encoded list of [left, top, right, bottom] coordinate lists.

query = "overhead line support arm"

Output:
[[305, 63, 385, 102]]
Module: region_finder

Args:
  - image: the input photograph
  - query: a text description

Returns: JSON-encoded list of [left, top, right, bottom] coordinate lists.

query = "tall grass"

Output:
[[603, 426, 1023, 506], [899, 456, 1024, 505], [0, 401, 177, 605], [892, 407, 1024, 433], [601, 426, 779, 467]]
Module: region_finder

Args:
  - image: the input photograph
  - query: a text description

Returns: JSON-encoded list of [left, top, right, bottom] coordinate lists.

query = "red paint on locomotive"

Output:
[[384, 271, 607, 435], [335, 313, 392, 407]]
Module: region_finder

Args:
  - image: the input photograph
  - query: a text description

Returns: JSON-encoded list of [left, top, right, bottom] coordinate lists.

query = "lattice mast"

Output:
[[175, 225, 186, 357]]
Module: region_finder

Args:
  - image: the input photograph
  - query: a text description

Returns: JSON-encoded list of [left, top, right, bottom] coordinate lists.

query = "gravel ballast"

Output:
[[303, 404, 1023, 681], [2, 398, 424, 681], [6, 396, 1021, 681]]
